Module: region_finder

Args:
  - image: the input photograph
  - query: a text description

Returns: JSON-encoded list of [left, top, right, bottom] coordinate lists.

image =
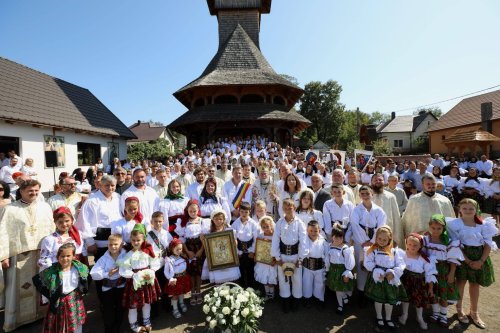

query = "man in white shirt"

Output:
[[121, 169, 160, 226], [476, 154, 493, 177], [187, 167, 206, 201], [224, 165, 252, 222]]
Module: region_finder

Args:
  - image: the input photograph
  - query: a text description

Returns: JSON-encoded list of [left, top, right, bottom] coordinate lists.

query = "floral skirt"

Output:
[[456, 246, 495, 287], [432, 260, 459, 303], [326, 264, 354, 292], [165, 274, 192, 297], [122, 278, 162, 309], [185, 237, 204, 276], [400, 270, 431, 307], [364, 272, 407, 305], [43, 290, 85, 333]]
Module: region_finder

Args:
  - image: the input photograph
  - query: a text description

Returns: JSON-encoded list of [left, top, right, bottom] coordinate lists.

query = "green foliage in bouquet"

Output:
[[203, 283, 264, 333]]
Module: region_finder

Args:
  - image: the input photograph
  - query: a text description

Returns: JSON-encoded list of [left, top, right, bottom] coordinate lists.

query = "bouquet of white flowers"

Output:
[[203, 282, 264, 333]]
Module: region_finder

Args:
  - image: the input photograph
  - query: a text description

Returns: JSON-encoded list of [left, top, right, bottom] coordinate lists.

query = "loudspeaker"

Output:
[[45, 151, 58, 167]]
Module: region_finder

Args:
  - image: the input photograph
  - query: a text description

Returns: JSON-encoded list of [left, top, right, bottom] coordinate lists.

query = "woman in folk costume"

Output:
[[198, 177, 231, 224], [278, 173, 302, 219], [111, 196, 146, 248], [481, 166, 500, 224], [118, 224, 162, 333], [32, 243, 89, 333], [443, 165, 462, 207], [457, 167, 485, 205], [159, 179, 189, 238], [423, 214, 463, 327], [447, 198, 497, 329], [39, 206, 86, 271]]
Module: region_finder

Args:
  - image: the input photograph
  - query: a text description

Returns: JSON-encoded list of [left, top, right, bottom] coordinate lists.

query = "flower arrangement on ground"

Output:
[[203, 282, 264, 333]]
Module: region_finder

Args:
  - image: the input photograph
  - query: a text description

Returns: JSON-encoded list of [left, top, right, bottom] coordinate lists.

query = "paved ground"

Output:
[[2, 236, 500, 332]]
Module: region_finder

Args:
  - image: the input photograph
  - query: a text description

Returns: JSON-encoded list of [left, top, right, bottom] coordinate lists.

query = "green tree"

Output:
[[412, 136, 429, 154], [369, 111, 392, 124], [413, 107, 442, 119], [372, 139, 392, 156], [298, 80, 345, 146], [338, 109, 370, 150], [127, 138, 173, 161]]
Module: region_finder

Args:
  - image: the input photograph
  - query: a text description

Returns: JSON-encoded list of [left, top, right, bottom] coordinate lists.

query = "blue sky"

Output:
[[1, 0, 499, 127]]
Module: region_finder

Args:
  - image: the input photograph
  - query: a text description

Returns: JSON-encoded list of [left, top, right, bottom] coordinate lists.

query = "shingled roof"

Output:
[[429, 89, 500, 132], [128, 121, 170, 142], [174, 24, 302, 108], [380, 111, 436, 133], [443, 127, 500, 144], [0, 57, 136, 139], [169, 104, 311, 134]]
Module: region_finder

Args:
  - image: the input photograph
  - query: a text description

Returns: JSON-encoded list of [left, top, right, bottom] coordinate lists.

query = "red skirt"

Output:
[[122, 278, 162, 309], [43, 290, 86, 333], [401, 269, 431, 308], [165, 274, 192, 297]]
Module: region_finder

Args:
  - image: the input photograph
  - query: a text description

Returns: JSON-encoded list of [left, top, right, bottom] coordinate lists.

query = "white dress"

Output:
[[254, 232, 278, 285], [201, 227, 241, 283]]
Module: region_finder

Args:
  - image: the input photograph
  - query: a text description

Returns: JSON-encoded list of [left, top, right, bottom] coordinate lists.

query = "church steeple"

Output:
[[207, 0, 272, 49]]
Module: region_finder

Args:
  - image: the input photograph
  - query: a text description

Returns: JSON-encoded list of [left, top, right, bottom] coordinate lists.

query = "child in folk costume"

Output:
[[90, 234, 127, 333], [146, 211, 172, 315], [302, 220, 329, 308], [176, 199, 209, 305], [164, 238, 191, 319], [33, 243, 89, 333], [271, 198, 307, 313], [232, 201, 259, 288], [39, 206, 86, 271], [399, 233, 438, 330], [118, 224, 162, 333], [254, 216, 278, 301], [201, 209, 241, 284], [363, 226, 407, 330], [322, 184, 356, 241], [112, 197, 146, 248], [350, 185, 387, 304], [326, 223, 355, 314], [423, 214, 463, 327], [447, 198, 498, 329], [252, 200, 268, 222], [296, 189, 326, 235]]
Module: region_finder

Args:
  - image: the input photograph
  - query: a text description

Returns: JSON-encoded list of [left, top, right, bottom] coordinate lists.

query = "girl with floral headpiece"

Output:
[[423, 214, 464, 327], [447, 198, 498, 329], [399, 233, 438, 330], [363, 226, 407, 330], [118, 224, 161, 333]]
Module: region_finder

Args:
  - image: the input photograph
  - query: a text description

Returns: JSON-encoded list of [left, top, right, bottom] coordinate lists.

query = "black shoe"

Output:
[[357, 291, 366, 308], [317, 300, 326, 310], [336, 305, 344, 314], [291, 297, 299, 312]]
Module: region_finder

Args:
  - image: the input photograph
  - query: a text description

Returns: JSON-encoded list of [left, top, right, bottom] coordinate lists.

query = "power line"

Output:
[[378, 84, 500, 114]]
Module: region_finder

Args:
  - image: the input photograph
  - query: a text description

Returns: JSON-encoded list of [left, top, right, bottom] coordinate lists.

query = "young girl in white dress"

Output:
[[296, 188, 325, 235], [201, 209, 241, 284], [111, 197, 146, 247], [254, 216, 278, 300], [160, 179, 189, 238], [164, 238, 191, 319]]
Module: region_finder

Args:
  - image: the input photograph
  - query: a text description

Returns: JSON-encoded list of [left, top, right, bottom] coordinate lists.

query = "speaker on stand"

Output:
[[45, 151, 58, 197]]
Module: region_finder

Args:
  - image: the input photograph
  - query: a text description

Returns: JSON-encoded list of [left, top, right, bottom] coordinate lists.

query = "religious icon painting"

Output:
[[204, 230, 239, 271]]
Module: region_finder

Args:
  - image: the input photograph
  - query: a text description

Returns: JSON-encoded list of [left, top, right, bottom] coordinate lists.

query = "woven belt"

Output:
[[359, 224, 375, 239], [279, 241, 299, 256], [94, 227, 111, 241], [237, 239, 254, 253], [174, 271, 187, 278], [102, 277, 125, 288], [302, 257, 324, 270], [132, 267, 148, 273]]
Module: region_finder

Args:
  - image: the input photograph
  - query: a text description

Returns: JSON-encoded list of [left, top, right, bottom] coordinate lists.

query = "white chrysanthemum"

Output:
[[211, 306, 217, 313], [222, 307, 231, 315], [233, 309, 239, 316], [206, 316, 211, 322], [255, 309, 262, 318], [209, 320, 217, 329], [203, 305, 210, 314], [241, 308, 250, 318], [220, 319, 226, 325], [232, 315, 240, 325]]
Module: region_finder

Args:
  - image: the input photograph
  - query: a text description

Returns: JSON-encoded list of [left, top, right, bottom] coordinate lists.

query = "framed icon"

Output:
[[204, 230, 239, 271], [254, 238, 274, 265]]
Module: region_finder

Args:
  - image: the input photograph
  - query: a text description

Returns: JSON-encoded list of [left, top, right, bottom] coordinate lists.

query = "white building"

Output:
[[0, 57, 136, 193], [379, 111, 438, 153]]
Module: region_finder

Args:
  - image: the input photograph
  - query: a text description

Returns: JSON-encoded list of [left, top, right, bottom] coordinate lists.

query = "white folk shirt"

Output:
[[328, 244, 355, 279], [39, 231, 86, 271], [47, 192, 84, 221], [90, 249, 127, 291], [297, 210, 326, 236], [447, 217, 498, 249], [111, 218, 147, 245], [223, 180, 252, 212], [363, 248, 406, 286], [322, 199, 355, 237], [146, 228, 172, 267], [76, 191, 123, 248], [303, 236, 329, 267], [164, 255, 188, 281], [121, 185, 160, 226], [176, 218, 211, 242], [271, 215, 307, 261], [403, 255, 438, 284], [422, 235, 463, 265], [232, 217, 259, 254], [350, 202, 387, 244], [187, 182, 205, 201]]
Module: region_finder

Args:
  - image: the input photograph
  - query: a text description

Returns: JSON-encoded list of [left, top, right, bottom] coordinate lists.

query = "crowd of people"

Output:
[[0, 136, 498, 333]]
